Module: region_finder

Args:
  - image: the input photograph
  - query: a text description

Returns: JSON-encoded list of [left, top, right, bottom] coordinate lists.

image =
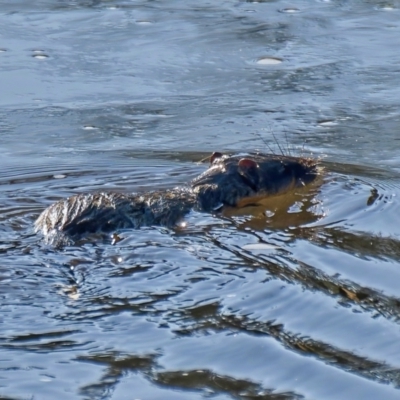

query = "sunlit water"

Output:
[[1, 1, 400, 399]]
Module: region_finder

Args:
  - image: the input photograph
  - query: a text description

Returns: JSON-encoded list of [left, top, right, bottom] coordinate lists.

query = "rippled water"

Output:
[[1, 1, 400, 399]]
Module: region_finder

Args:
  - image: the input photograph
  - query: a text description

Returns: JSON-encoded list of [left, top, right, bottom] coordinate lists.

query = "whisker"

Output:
[[272, 132, 285, 156], [284, 130, 292, 156], [253, 132, 276, 155]]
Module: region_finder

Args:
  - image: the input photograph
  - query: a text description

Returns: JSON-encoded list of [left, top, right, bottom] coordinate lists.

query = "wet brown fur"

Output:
[[35, 152, 320, 245]]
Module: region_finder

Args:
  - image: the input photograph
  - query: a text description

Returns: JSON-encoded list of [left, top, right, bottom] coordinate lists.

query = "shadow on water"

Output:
[[77, 351, 303, 399]]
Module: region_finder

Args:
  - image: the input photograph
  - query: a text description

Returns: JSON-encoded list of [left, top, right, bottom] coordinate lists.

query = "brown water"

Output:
[[1, 1, 400, 399]]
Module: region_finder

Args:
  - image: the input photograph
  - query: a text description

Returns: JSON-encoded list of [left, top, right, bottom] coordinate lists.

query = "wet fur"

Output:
[[35, 152, 319, 245]]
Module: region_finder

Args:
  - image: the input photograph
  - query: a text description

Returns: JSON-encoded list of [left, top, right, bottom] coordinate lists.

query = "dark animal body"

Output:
[[35, 152, 319, 245]]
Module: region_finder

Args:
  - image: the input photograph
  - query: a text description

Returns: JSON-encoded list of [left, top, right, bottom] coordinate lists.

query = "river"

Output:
[[1, 1, 400, 399]]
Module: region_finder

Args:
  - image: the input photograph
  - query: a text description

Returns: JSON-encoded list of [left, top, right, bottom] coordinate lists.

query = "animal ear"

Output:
[[238, 158, 259, 170], [210, 152, 223, 164]]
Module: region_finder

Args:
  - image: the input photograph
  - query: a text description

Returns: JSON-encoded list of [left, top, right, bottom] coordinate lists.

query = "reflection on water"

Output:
[[222, 180, 323, 230], [1, 0, 400, 399], [2, 157, 400, 399]]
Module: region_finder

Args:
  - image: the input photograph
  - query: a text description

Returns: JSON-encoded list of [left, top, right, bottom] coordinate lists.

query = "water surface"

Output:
[[1, 1, 400, 399]]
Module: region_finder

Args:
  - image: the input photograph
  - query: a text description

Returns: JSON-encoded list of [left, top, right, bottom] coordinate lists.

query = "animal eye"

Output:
[[279, 162, 288, 174]]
